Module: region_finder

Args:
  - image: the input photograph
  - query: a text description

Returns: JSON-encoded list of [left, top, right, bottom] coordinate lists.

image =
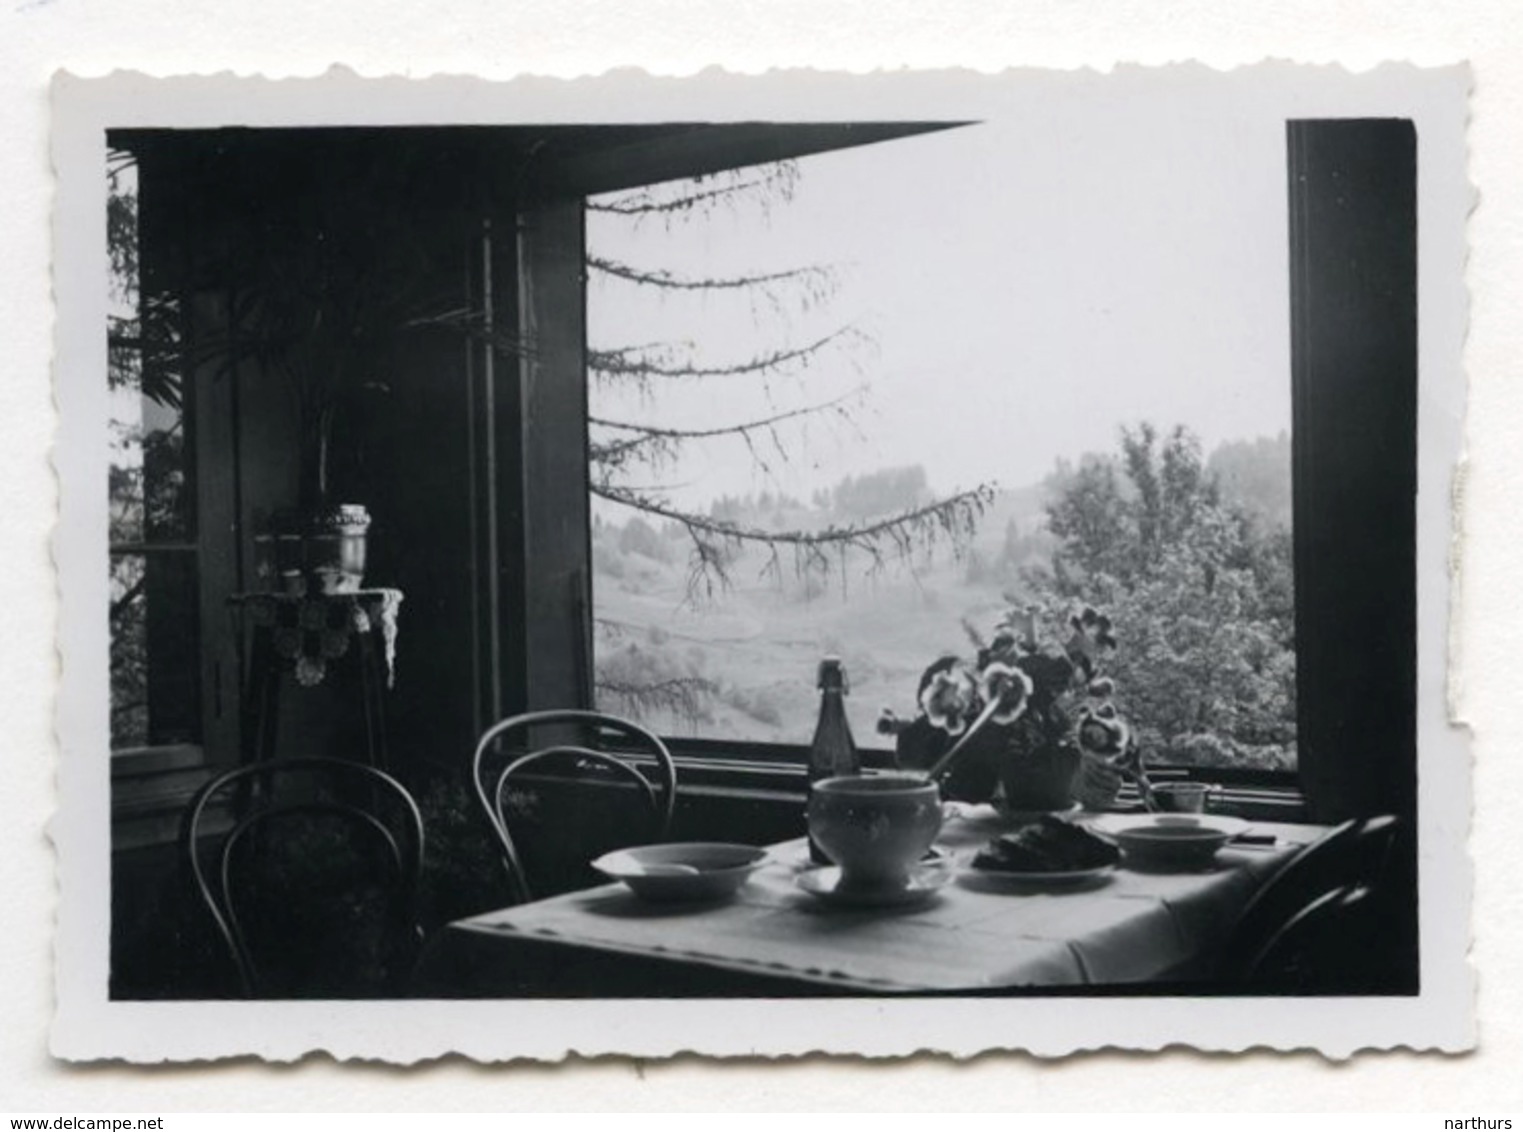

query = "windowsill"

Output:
[[632, 740, 1308, 820], [111, 743, 215, 852], [107, 737, 1306, 850], [111, 742, 208, 774]]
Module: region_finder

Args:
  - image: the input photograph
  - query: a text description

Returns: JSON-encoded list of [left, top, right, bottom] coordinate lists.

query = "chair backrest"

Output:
[[1217, 814, 1400, 983], [180, 757, 425, 998], [471, 710, 678, 903], [1242, 884, 1380, 991]]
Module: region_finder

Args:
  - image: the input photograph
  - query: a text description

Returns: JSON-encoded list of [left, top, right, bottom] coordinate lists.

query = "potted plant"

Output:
[[178, 171, 478, 596], [234, 254, 387, 596], [880, 604, 1148, 811]]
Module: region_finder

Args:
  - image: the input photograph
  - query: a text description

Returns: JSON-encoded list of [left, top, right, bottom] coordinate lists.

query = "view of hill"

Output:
[[592, 433, 1293, 759]]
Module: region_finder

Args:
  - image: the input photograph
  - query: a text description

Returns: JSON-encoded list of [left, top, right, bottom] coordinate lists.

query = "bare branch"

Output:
[[110, 577, 147, 621]]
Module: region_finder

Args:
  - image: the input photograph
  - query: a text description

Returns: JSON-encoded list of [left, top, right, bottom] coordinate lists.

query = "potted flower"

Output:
[[880, 604, 1146, 811]]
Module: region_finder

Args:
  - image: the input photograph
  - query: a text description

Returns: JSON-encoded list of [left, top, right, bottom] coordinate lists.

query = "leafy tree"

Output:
[[1209, 431, 1293, 531], [1029, 424, 1296, 769]]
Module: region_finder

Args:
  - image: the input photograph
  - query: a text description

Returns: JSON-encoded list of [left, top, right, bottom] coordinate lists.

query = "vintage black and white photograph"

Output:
[[51, 66, 1470, 1060]]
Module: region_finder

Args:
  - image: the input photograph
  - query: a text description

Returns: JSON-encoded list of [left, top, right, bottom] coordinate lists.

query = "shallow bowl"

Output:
[[1109, 815, 1248, 871], [592, 842, 769, 902]]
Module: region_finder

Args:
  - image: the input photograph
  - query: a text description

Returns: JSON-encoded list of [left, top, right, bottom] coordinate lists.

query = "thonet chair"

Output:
[[180, 757, 425, 998], [1217, 814, 1401, 989], [471, 710, 678, 904]]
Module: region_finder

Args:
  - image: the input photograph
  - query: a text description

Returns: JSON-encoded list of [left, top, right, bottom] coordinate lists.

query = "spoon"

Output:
[[922, 697, 1005, 783]]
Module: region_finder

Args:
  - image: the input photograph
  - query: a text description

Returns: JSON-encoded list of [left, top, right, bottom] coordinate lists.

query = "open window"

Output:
[[583, 123, 1320, 807]]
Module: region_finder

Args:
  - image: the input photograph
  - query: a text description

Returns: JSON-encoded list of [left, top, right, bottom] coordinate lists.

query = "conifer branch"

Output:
[[587, 256, 834, 294], [588, 388, 864, 465], [587, 164, 800, 225], [594, 676, 720, 725], [593, 481, 997, 603], [589, 327, 859, 382]]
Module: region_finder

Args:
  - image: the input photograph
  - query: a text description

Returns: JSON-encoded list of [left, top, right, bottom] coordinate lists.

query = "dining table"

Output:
[[410, 807, 1329, 998]]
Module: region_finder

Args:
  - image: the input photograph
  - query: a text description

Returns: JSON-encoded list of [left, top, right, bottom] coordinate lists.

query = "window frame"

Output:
[[107, 138, 242, 846]]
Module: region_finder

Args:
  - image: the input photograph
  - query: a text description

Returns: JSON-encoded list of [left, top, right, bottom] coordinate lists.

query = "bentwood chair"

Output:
[[1233, 883, 1377, 991], [471, 710, 678, 904], [1217, 814, 1401, 989], [180, 757, 426, 998]]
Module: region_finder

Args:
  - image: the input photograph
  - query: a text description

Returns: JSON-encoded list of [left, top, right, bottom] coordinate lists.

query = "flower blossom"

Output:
[[978, 660, 1033, 725], [1077, 703, 1130, 760], [920, 666, 977, 735], [1065, 605, 1118, 678]]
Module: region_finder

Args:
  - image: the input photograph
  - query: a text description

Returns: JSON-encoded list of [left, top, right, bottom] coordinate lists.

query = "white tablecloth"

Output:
[[418, 811, 1323, 995]]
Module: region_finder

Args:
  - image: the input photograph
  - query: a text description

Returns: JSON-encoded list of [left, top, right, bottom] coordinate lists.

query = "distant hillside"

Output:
[[590, 435, 1293, 745], [608, 434, 1288, 610]]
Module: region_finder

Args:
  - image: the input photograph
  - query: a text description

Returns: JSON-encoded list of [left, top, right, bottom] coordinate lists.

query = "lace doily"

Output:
[[232, 589, 405, 688]]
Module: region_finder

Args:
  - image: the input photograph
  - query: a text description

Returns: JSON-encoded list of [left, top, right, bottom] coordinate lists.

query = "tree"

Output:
[[1029, 424, 1297, 769], [1209, 431, 1293, 531], [586, 166, 995, 720], [586, 166, 992, 599]]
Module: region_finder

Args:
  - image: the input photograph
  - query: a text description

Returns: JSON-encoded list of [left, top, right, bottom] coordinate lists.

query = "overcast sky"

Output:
[[588, 95, 1291, 511]]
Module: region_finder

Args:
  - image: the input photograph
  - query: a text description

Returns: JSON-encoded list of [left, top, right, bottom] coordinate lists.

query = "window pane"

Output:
[[110, 551, 202, 748], [108, 150, 201, 749], [588, 128, 1297, 774], [109, 553, 150, 747], [108, 154, 192, 546], [109, 374, 192, 545]]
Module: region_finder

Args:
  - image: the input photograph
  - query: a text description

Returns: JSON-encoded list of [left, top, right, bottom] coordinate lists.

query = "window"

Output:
[[587, 123, 1300, 779], [101, 119, 1414, 829], [107, 151, 202, 751]]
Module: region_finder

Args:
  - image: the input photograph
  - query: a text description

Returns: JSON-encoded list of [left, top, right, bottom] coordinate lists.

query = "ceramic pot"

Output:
[[998, 742, 1080, 812], [807, 774, 942, 892], [270, 504, 371, 595]]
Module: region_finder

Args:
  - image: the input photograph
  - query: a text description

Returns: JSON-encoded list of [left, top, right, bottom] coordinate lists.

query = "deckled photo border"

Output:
[[50, 63, 1472, 1062]]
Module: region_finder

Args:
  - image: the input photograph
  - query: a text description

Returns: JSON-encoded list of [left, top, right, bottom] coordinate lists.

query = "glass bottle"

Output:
[[807, 656, 861, 864]]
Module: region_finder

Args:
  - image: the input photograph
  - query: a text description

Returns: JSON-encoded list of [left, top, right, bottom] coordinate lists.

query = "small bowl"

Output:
[[592, 842, 769, 902], [1150, 782, 1217, 814], [1109, 815, 1248, 871]]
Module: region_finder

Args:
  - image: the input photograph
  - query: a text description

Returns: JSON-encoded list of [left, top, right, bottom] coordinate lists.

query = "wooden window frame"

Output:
[[109, 139, 242, 848]]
